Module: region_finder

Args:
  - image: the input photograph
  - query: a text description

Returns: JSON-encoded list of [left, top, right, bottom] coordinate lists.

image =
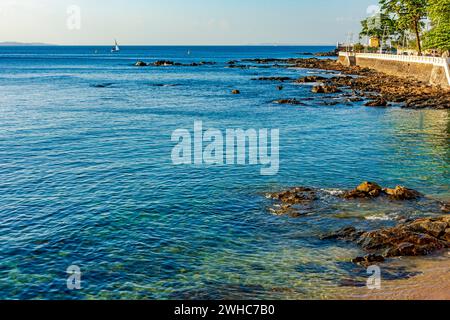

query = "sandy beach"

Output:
[[336, 252, 450, 300]]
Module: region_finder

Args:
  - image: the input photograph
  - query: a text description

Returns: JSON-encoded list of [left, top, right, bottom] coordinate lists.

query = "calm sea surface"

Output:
[[0, 46, 448, 299]]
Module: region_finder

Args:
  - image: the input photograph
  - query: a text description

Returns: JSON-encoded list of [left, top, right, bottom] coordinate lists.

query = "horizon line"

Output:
[[0, 42, 337, 47]]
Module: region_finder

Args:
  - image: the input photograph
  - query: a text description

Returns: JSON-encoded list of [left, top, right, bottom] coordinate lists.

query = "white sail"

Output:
[[112, 40, 120, 52]]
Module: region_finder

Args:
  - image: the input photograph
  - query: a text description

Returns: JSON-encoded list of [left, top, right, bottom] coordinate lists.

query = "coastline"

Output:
[[233, 57, 450, 109]]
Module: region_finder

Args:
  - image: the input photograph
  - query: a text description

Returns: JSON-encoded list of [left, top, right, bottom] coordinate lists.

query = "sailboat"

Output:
[[111, 40, 120, 53]]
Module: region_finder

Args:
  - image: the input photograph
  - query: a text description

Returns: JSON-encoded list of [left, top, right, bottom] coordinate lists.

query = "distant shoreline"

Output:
[[0, 42, 56, 46], [0, 43, 335, 47]]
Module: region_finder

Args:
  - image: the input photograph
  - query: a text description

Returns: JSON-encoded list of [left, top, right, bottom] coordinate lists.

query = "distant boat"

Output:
[[111, 40, 120, 53]]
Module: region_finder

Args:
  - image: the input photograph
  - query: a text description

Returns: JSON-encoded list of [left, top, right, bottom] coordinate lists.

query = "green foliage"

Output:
[[359, 0, 450, 52], [360, 14, 398, 39], [380, 0, 428, 53], [424, 0, 450, 51]]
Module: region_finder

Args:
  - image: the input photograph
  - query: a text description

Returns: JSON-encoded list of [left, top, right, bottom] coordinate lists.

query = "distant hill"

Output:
[[0, 42, 56, 46]]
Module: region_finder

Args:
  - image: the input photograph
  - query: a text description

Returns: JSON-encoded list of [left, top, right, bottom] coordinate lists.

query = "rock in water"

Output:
[[295, 76, 327, 83], [253, 77, 292, 82], [365, 98, 388, 107], [383, 186, 422, 200], [311, 85, 341, 94], [273, 98, 305, 105], [343, 181, 382, 199], [232, 89, 240, 94], [352, 255, 385, 266], [153, 60, 175, 66], [325, 216, 450, 259], [266, 187, 317, 205], [441, 202, 450, 213], [135, 61, 148, 67]]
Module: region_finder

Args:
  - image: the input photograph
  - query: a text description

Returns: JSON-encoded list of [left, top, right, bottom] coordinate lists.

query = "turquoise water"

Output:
[[0, 46, 448, 299]]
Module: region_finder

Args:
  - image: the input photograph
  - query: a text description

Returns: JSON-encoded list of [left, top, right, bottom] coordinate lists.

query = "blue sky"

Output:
[[0, 0, 376, 45]]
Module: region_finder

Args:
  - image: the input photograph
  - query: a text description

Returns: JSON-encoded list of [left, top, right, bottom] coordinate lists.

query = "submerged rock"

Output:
[[311, 85, 341, 94], [365, 98, 388, 107], [91, 83, 114, 88], [321, 226, 364, 242], [266, 187, 317, 205], [134, 61, 148, 67], [295, 76, 326, 83], [325, 215, 450, 259], [253, 76, 292, 82], [441, 202, 450, 213], [273, 98, 305, 105], [352, 254, 385, 266]]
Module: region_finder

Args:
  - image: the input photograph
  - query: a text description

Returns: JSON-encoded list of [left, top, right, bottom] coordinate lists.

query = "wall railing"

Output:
[[338, 52, 450, 86]]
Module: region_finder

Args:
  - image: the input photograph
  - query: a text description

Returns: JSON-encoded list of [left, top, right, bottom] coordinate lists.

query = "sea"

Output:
[[0, 46, 448, 299]]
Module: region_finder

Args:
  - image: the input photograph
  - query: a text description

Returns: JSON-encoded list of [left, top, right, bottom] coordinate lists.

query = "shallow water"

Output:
[[0, 46, 448, 299]]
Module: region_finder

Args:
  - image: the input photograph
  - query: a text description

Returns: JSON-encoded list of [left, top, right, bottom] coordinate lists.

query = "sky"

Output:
[[0, 0, 376, 45]]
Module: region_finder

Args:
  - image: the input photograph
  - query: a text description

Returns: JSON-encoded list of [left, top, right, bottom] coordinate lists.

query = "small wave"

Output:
[[365, 214, 392, 221], [321, 189, 345, 196]]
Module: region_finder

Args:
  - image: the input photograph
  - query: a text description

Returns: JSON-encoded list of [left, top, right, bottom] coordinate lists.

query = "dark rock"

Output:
[[327, 216, 450, 259], [199, 61, 216, 65], [311, 85, 341, 94], [253, 77, 292, 82], [277, 85, 284, 91], [273, 98, 304, 105], [266, 187, 317, 205], [321, 226, 364, 242], [231, 89, 240, 95], [295, 76, 327, 83], [91, 83, 114, 88], [365, 98, 388, 107], [134, 61, 148, 67], [314, 50, 338, 57], [352, 254, 385, 266]]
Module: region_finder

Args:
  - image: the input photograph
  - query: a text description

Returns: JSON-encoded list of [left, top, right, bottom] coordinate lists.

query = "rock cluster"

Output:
[[342, 182, 422, 200], [272, 98, 305, 105], [135, 60, 217, 67], [311, 85, 341, 94], [323, 215, 450, 261], [253, 77, 292, 82], [267, 187, 317, 205], [239, 57, 449, 109], [295, 76, 327, 83]]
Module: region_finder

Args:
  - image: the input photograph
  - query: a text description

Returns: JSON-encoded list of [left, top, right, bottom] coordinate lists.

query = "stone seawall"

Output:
[[338, 54, 450, 89]]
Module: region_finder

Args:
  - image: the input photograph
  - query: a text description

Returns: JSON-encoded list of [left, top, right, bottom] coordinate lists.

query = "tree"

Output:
[[360, 13, 398, 40], [380, 0, 428, 55], [424, 0, 450, 53]]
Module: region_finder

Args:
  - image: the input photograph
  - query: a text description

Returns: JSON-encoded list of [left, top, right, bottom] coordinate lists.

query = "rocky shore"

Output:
[[240, 57, 450, 109], [266, 182, 450, 265]]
